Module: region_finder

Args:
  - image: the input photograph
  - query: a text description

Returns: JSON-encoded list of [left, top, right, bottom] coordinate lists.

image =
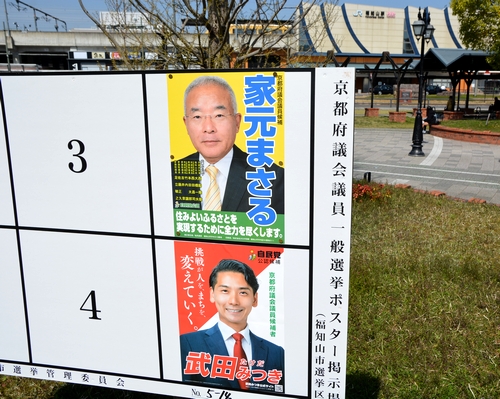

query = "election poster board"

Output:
[[0, 68, 354, 399]]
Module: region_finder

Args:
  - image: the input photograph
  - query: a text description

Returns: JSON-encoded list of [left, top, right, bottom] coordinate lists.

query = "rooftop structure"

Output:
[[300, 4, 462, 61]]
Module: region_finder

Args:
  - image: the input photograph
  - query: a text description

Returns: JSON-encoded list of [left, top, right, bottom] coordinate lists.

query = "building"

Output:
[[0, 3, 463, 69], [301, 4, 463, 57], [298, 3, 469, 91], [1, 2, 493, 93]]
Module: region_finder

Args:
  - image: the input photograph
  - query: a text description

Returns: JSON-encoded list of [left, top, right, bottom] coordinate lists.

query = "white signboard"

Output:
[[0, 68, 354, 399]]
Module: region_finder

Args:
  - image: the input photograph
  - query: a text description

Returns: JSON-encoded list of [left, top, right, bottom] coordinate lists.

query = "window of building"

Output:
[[402, 24, 413, 54]]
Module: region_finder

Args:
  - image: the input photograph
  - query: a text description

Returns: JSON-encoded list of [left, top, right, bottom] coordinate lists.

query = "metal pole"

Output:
[[2, 22, 10, 71], [2, 0, 11, 72], [3, 0, 10, 36], [409, 12, 427, 156]]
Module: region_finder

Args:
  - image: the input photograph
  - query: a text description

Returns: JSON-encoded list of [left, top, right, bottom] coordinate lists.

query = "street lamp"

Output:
[[409, 7, 435, 156]]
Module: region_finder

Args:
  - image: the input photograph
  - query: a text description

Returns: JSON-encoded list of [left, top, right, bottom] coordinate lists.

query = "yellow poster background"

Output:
[[167, 71, 285, 167]]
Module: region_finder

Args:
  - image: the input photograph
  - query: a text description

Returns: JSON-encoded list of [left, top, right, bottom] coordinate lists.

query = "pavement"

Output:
[[353, 128, 500, 205]]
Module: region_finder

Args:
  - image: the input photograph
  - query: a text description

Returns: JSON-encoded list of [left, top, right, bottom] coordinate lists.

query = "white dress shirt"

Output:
[[200, 148, 233, 208], [218, 321, 253, 362]]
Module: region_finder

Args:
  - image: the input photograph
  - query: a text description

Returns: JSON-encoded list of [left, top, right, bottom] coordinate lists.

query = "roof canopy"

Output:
[[413, 48, 492, 74]]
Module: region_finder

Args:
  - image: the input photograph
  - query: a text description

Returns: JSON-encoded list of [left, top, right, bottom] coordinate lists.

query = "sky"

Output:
[[0, 0, 452, 31]]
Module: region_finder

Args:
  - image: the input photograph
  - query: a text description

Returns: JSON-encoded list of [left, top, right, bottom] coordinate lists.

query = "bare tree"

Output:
[[78, 0, 339, 69], [286, 1, 343, 67]]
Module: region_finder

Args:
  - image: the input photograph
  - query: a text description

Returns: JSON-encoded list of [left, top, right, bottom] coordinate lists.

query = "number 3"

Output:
[[68, 139, 87, 173]]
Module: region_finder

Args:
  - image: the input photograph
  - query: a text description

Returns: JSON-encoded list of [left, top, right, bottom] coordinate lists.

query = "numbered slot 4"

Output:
[[19, 230, 161, 378]]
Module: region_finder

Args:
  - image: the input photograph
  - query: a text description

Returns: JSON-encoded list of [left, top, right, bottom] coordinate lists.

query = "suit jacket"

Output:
[[172, 145, 284, 214], [180, 323, 285, 392]]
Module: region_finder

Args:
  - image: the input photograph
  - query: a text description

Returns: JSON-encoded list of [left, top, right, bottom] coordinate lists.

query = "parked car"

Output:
[[426, 84, 444, 94], [372, 84, 394, 95]]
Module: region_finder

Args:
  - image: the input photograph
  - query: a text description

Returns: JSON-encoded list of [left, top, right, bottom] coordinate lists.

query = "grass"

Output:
[[2, 113, 500, 398], [354, 107, 500, 132], [0, 377, 166, 399], [443, 119, 500, 132], [355, 92, 500, 132], [355, 112, 415, 129], [347, 184, 500, 399], [356, 93, 499, 109], [2, 186, 499, 398]]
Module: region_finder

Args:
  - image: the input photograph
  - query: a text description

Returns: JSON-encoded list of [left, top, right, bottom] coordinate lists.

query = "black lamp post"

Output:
[[409, 7, 435, 156]]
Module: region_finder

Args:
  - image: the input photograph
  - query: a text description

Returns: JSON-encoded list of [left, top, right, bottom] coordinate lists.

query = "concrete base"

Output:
[[443, 111, 464, 120], [389, 111, 407, 123], [430, 125, 500, 145], [413, 108, 427, 118], [364, 108, 379, 117]]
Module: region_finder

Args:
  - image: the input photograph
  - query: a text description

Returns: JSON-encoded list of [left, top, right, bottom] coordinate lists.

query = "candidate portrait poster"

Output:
[[168, 72, 285, 244], [174, 241, 285, 393]]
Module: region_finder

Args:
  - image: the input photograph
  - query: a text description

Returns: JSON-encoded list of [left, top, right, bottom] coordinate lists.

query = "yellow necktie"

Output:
[[204, 165, 221, 211]]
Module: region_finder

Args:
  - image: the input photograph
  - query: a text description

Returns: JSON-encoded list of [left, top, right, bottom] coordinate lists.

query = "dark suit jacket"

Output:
[[172, 145, 284, 214], [180, 323, 285, 392]]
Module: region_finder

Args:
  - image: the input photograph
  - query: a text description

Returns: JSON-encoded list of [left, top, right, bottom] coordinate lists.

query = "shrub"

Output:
[[352, 182, 391, 202]]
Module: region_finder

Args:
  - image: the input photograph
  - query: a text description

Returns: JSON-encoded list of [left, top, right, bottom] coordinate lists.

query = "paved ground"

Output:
[[353, 128, 500, 205]]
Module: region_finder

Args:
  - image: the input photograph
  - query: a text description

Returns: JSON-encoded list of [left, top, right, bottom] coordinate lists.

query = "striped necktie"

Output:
[[204, 165, 221, 211]]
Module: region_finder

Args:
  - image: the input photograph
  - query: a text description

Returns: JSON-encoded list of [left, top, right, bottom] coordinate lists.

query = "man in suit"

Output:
[[180, 259, 285, 393], [171, 75, 284, 215]]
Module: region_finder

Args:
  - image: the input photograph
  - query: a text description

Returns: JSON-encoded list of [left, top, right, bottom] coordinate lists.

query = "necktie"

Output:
[[232, 332, 248, 389], [204, 165, 222, 211]]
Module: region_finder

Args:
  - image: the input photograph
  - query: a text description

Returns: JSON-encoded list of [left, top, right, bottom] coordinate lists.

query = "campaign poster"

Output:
[[168, 72, 285, 244], [174, 241, 285, 393]]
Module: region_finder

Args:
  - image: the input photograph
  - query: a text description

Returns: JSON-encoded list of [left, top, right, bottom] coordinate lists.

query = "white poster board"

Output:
[[0, 68, 354, 399]]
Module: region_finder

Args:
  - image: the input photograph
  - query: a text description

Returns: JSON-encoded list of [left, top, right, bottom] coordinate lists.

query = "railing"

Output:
[[355, 94, 498, 111]]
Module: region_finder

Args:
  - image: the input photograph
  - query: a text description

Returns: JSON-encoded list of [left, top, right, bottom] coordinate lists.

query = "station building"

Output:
[[299, 3, 469, 91], [301, 3, 462, 57], [0, 2, 493, 93]]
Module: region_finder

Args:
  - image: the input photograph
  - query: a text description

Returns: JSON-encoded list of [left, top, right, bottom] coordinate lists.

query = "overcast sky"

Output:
[[0, 0, 452, 31]]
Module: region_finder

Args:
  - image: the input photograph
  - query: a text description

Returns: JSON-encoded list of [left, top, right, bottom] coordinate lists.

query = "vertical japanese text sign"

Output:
[[312, 69, 355, 399]]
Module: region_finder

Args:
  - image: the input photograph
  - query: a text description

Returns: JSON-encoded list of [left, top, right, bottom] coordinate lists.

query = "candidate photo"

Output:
[[171, 75, 284, 214], [179, 259, 285, 393]]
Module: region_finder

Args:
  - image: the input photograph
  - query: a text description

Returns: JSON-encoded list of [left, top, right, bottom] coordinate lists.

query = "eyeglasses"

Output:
[[184, 113, 235, 124]]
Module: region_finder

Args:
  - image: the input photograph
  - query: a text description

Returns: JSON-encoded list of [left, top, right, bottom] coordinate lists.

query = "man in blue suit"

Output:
[[180, 259, 285, 393]]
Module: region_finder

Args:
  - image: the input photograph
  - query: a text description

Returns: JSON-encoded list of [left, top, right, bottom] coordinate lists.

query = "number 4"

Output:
[[80, 291, 101, 320]]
